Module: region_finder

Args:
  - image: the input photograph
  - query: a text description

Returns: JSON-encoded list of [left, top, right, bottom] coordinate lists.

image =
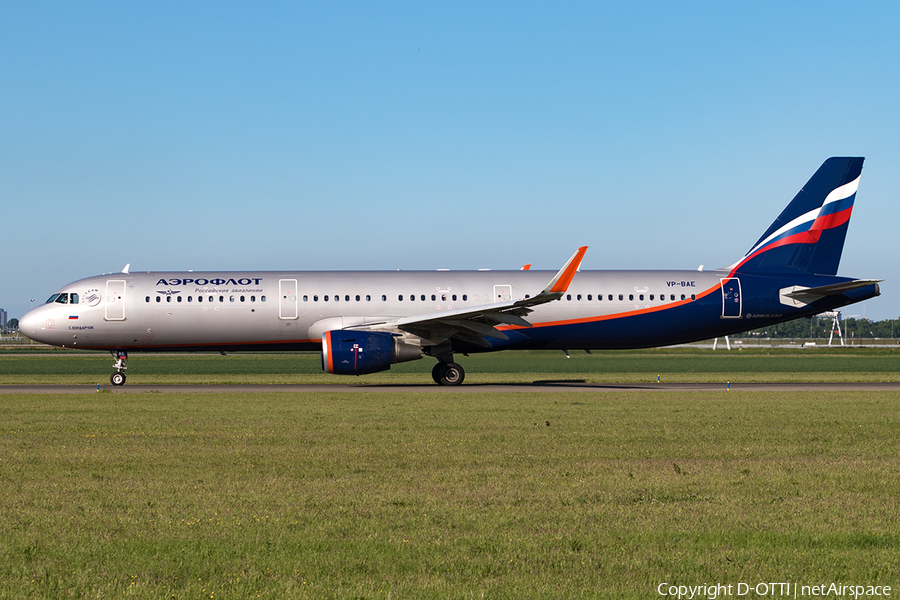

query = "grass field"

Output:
[[2, 347, 900, 384], [1, 390, 898, 599]]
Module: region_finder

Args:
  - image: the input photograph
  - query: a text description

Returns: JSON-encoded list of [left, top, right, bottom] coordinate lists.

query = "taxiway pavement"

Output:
[[2, 382, 900, 394]]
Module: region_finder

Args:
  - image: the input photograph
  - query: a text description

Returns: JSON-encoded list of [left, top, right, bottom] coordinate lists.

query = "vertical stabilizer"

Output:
[[731, 157, 863, 276]]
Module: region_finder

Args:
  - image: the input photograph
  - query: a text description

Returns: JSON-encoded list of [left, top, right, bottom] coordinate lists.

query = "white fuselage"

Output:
[[21, 268, 728, 352]]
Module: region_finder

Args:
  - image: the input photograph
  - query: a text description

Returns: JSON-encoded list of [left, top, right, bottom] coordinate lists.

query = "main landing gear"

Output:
[[432, 360, 465, 386], [110, 350, 127, 386]]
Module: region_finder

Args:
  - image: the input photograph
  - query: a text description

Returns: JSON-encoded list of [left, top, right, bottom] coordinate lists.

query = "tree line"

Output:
[[732, 315, 900, 339]]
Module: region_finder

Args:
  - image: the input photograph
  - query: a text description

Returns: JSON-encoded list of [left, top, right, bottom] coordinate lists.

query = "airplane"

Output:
[[19, 157, 880, 386]]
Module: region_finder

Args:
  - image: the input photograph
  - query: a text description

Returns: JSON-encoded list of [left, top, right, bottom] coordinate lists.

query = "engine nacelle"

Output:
[[321, 330, 422, 375]]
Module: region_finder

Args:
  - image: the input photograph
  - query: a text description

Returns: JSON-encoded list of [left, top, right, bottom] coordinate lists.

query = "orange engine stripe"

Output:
[[323, 331, 334, 373]]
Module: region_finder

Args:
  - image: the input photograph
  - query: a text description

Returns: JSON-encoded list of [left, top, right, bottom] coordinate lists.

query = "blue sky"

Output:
[[3, 2, 899, 321]]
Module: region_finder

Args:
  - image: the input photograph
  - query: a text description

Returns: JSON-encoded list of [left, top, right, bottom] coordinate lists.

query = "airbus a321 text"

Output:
[[20, 157, 881, 386]]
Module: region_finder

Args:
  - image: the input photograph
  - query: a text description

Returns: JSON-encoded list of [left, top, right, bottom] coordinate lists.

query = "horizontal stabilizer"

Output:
[[780, 279, 881, 307]]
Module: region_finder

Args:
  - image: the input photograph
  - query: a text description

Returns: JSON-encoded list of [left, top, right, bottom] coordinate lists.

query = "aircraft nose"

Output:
[[19, 308, 40, 339]]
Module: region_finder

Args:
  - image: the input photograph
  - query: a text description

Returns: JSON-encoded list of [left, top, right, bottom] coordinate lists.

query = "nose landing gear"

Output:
[[110, 350, 127, 386]]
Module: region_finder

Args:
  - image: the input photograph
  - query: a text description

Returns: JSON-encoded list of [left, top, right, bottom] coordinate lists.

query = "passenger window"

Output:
[[240, 296, 245, 302], [577, 294, 582, 301], [432, 294, 436, 301], [629, 294, 634, 301], [639, 294, 644, 301], [587, 294, 592, 301], [156, 296, 161, 303], [345, 295, 350, 302], [650, 294, 654, 301], [670, 294, 675, 301], [334, 295, 339, 302], [452, 294, 457, 301], [178, 296, 183, 302], [366, 295, 371, 301], [303, 295, 308, 302], [410, 295, 415, 301], [382, 295, 386, 301], [251, 296, 256, 302], [145, 296, 150, 303], [463, 295, 468, 301], [421, 294, 426, 301], [618, 294, 623, 301], [566, 294, 572, 301], [167, 296, 172, 303], [608, 294, 613, 301], [189, 296, 194, 303], [398, 295, 403, 301], [313, 295, 318, 302], [324, 295, 330, 301], [230, 296, 235, 302], [681, 294, 686, 301], [261, 296, 266, 302], [196, 296, 201, 303], [355, 295, 360, 301], [691, 294, 696, 301]]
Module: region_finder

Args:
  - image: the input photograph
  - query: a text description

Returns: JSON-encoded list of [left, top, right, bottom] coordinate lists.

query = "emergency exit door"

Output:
[[279, 279, 298, 319]]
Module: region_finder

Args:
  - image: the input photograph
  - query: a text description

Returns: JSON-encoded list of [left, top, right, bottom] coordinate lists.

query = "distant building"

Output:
[[0, 308, 6, 329]]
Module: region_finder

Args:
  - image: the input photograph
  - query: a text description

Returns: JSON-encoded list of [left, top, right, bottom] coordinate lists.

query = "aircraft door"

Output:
[[720, 278, 742, 319], [279, 279, 298, 319], [105, 280, 126, 321], [494, 285, 512, 302]]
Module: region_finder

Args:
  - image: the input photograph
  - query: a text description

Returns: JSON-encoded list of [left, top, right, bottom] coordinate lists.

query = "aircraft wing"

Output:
[[360, 247, 587, 347]]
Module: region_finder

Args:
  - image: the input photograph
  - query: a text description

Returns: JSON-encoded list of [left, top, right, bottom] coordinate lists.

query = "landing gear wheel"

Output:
[[432, 362, 444, 384], [110, 350, 128, 386], [438, 362, 465, 386]]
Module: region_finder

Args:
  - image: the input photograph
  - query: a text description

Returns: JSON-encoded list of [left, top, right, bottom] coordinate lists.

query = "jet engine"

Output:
[[321, 330, 422, 375]]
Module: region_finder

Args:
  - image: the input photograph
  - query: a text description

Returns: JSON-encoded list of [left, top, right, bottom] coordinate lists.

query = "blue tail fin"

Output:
[[731, 157, 864, 276]]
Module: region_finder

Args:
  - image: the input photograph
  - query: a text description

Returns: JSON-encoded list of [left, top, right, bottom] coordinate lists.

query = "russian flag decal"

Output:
[[69, 315, 78, 320]]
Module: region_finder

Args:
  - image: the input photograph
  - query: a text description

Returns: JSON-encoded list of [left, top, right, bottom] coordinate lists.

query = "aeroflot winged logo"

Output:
[[84, 289, 101, 307], [156, 277, 263, 286]]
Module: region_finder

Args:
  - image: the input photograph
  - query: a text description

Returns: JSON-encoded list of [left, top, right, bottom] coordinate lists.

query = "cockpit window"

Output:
[[44, 294, 78, 304], [45, 292, 79, 304]]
